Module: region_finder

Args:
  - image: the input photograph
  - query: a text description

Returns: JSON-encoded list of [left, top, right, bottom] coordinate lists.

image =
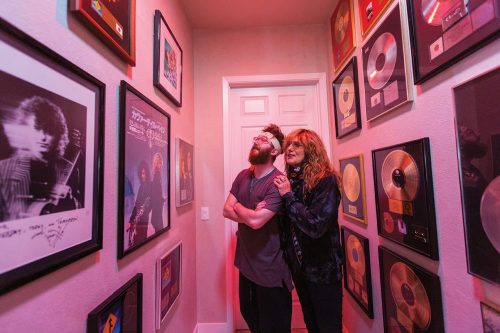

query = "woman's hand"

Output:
[[274, 174, 291, 196]]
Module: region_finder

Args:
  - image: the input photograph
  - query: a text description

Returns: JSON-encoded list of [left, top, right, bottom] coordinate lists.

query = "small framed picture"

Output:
[[358, 0, 393, 37], [339, 154, 367, 224], [87, 274, 142, 333], [175, 138, 194, 207], [153, 10, 183, 107], [481, 302, 500, 333], [156, 242, 182, 329], [330, 0, 356, 72]]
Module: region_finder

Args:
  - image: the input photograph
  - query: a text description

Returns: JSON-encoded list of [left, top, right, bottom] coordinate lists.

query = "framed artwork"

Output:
[[379, 247, 444, 333], [118, 81, 171, 259], [362, 3, 413, 122], [341, 227, 373, 318], [339, 154, 367, 223], [481, 302, 500, 333], [407, 0, 500, 84], [154, 10, 183, 107], [156, 242, 182, 329], [358, 0, 393, 37], [330, 0, 356, 72], [333, 57, 362, 138], [0, 18, 104, 295], [454, 67, 500, 285], [87, 273, 142, 333], [372, 138, 439, 259], [175, 138, 194, 207], [70, 0, 136, 66]]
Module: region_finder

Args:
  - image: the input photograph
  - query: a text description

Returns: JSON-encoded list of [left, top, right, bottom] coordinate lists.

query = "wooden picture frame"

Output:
[[339, 154, 367, 224], [175, 138, 194, 207], [156, 242, 182, 329], [330, 0, 356, 72]]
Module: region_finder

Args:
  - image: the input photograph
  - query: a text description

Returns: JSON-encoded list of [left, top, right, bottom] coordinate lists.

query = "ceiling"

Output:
[[180, 0, 337, 29]]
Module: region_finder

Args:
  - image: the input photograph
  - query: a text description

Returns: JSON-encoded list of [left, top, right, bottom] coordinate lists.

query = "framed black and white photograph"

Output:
[[340, 154, 367, 224], [175, 138, 194, 207], [118, 81, 171, 259], [156, 242, 182, 329], [481, 302, 500, 333], [154, 10, 183, 107], [0, 18, 104, 295]]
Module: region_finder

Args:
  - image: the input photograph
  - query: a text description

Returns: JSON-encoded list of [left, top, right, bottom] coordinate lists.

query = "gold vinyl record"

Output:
[[389, 262, 431, 329], [421, 0, 463, 26], [347, 234, 366, 276], [480, 176, 500, 253], [381, 150, 420, 201], [335, 1, 350, 43], [343, 163, 361, 202], [338, 75, 355, 117], [367, 32, 397, 90]]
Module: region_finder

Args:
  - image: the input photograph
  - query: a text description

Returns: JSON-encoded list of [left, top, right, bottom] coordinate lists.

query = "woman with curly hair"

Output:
[[274, 128, 343, 333]]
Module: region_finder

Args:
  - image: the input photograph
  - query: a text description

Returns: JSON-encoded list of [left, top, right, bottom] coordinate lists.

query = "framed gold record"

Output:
[[340, 154, 367, 223], [331, 0, 356, 72]]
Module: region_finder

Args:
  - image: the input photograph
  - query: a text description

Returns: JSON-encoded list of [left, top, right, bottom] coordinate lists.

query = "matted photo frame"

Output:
[[339, 154, 367, 224], [333, 57, 362, 138], [358, 0, 393, 37], [87, 273, 143, 333], [481, 302, 500, 333], [154, 10, 183, 107], [156, 242, 182, 329], [70, 0, 136, 66], [330, 0, 356, 72], [175, 138, 194, 207], [341, 227, 373, 318], [118, 81, 171, 259], [0, 18, 104, 295]]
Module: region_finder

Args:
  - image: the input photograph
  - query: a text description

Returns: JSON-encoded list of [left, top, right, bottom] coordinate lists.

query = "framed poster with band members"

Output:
[[330, 0, 356, 72], [358, 0, 393, 37], [0, 18, 104, 295], [339, 154, 367, 224]]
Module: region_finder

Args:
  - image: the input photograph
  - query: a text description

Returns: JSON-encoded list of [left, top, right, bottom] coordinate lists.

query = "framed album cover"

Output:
[[339, 154, 367, 223], [0, 18, 104, 295], [407, 0, 500, 84], [87, 273, 142, 333], [362, 3, 413, 122], [333, 57, 362, 138], [156, 242, 182, 329], [372, 138, 439, 259], [454, 67, 500, 285], [358, 0, 393, 37], [70, 0, 136, 66], [175, 138, 194, 207], [118, 81, 171, 259], [379, 247, 444, 333], [481, 302, 500, 333], [341, 227, 373, 318], [154, 10, 183, 107], [331, 0, 356, 72]]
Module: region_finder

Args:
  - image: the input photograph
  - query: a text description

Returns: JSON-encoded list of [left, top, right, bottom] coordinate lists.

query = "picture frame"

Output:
[[0, 18, 104, 295], [333, 57, 362, 138], [372, 138, 439, 259], [341, 227, 373, 318], [330, 0, 356, 72], [156, 242, 182, 329], [339, 154, 367, 224], [358, 0, 393, 37], [379, 246, 444, 333], [70, 0, 136, 66], [118, 81, 171, 259], [154, 10, 183, 107], [87, 273, 143, 333], [454, 67, 500, 285], [406, 0, 500, 84], [175, 138, 194, 207], [481, 302, 500, 333]]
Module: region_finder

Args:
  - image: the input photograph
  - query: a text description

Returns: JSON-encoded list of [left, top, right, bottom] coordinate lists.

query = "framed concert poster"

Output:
[[70, 0, 136, 66], [87, 273, 142, 333], [118, 81, 171, 259], [175, 138, 194, 207], [407, 0, 500, 84], [341, 227, 373, 318], [372, 138, 439, 259], [156, 242, 182, 329], [362, 3, 413, 122], [339, 154, 367, 223], [0, 18, 104, 295], [481, 302, 500, 333], [154, 10, 183, 107], [330, 0, 356, 72], [333, 57, 362, 138], [454, 67, 500, 285], [358, 0, 393, 37], [379, 247, 444, 333]]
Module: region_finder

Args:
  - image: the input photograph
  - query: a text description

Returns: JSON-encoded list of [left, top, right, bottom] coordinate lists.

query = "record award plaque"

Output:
[[340, 154, 367, 223], [331, 0, 356, 71], [358, 0, 394, 37]]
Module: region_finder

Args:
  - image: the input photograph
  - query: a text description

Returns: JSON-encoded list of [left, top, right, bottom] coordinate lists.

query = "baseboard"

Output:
[[196, 322, 231, 333]]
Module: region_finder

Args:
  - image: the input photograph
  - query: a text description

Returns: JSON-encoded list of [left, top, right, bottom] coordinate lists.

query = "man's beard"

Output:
[[248, 145, 272, 165]]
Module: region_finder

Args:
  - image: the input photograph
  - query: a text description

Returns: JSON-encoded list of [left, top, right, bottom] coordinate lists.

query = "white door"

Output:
[[223, 73, 331, 330]]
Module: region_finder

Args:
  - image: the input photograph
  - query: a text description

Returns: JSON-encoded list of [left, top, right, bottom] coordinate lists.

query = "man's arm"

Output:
[[223, 193, 240, 222], [233, 202, 276, 230]]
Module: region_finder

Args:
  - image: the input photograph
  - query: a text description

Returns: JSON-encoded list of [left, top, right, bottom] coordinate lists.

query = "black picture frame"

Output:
[[153, 10, 183, 107], [372, 138, 439, 259], [454, 67, 500, 285], [341, 227, 373, 318], [339, 154, 367, 224], [379, 246, 444, 333], [481, 302, 500, 333], [87, 273, 143, 333], [156, 242, 182, 329], [175, 138, 194, 207], [333, 57, 362, 138], [0, 18, 104, 295], [406, 0, 500, 84], [118, 81, 171, 259]]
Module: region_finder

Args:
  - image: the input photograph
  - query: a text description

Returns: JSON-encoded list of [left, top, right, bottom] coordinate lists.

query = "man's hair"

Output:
[[137, 160, 151, 182], [262, 123, 284, 161]]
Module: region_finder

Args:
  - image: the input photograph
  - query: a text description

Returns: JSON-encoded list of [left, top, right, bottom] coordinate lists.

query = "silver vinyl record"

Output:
[[480, 176, 500, 253], [338, 75, 355, 116], [367, 32, 397, 90], [421, 0, 463, 26]]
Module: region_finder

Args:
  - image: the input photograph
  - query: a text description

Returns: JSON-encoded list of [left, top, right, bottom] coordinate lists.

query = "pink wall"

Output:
[[0, 1, 197, 332]]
